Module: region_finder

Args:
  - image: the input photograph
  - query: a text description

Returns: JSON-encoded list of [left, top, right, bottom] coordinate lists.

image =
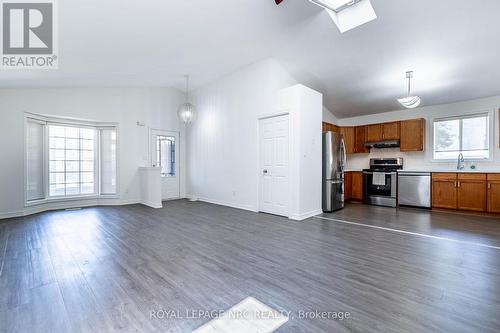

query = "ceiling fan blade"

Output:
[[275, 0, 285, 4]]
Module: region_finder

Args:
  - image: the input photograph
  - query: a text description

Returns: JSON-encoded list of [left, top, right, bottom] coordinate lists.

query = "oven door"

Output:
[[363, 171, 397, 198]]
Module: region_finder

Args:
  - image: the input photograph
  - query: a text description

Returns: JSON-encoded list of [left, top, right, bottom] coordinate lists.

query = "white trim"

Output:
[[25, 112, 119, 128], [0, 199, 141, 220], [23, 112, 119, 207], [149, 128, 181, 200], [289, 209, 323, 221], [140, 200, 163, 209], [257, 111, 290, 120], [190, 196, 258, 213], [257, 113, 292, 218], [314, 216, 500, 250]]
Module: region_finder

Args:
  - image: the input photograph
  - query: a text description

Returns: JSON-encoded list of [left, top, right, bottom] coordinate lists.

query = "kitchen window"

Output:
[[433, 113, 490, 160], [25, 115, 117, 203]]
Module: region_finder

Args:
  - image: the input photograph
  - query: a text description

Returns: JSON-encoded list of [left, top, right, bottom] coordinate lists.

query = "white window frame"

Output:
[[24, 113, 119, 207], [47, 123, 99, 198], [431, 110, 494, 162]]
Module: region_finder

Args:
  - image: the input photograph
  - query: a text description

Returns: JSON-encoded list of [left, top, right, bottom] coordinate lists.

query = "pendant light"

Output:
[[178, 75, 196, 124], [397, 71, 421, 109]]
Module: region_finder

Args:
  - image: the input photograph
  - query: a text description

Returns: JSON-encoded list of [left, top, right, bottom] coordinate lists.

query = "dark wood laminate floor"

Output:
[[1, 200, 499, 333]]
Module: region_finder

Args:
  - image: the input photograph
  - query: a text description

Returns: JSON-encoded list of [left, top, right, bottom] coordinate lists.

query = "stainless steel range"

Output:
[[363, 158, 403, 207]]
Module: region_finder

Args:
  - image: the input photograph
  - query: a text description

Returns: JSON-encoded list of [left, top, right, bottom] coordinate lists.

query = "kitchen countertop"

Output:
[[398, 169, 500, 174], [345, 169, 500, 173]]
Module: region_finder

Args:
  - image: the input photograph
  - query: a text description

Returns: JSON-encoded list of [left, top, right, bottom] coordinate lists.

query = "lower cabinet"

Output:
[[344, 171, 363, 202], [344, 172, 352, 201], [432, 173, 488, 213], [457, 174, 487, 212], [351, 172, 364, 201], [488, 174, 500, 213], [432, 173, 457, 209]]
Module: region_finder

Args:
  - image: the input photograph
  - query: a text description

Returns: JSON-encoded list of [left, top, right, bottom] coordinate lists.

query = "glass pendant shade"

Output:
[[178, 75, 196, 124], [397, 96, 421, 109], [398, 71, 421, 109], [178, 102, 195, 124]]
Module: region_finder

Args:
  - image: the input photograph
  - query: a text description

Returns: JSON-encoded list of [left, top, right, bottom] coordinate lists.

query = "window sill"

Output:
[[26, 194, 118, 207], [430, 158, 492, 163]]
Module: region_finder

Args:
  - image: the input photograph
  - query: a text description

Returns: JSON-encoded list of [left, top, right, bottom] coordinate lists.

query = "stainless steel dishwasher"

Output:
[[397, 171, 431, 208]]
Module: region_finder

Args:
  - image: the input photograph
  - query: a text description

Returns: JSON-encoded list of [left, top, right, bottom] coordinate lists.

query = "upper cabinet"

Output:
[[366, 122, 400, 141], [382, 122, 401, 140], [366, 124, 383, 142], [355, 126, 369, 153], [340, 127, 355, 154], [400, 118, 425, 152], [322, 122, 340, 133], [323, 118, 425, 155], [365, 122, 400, 142]]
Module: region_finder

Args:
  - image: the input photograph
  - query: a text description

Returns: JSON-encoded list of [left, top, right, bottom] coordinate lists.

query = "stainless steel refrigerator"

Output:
[[322, 131, 346, 212]]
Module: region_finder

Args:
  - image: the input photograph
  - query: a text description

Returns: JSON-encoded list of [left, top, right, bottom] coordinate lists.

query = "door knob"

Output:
[[263, 169, 268, 174]]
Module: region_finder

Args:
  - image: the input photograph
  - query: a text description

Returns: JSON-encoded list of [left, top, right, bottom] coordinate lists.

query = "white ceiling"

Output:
[[2, 0, 500, 118]]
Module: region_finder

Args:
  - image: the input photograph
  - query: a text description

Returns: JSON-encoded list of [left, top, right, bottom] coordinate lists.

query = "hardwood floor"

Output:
[[1, 200, 500, 332]]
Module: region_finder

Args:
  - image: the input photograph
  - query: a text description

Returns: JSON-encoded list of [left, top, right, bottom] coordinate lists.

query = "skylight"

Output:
[[309, 0, 377, 33], [309, 0, 362, 12]]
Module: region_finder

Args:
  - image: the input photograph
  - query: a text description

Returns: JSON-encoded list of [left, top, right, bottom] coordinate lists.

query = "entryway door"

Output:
[[259, 114, 289, 217], [151, 129, 180, 200]]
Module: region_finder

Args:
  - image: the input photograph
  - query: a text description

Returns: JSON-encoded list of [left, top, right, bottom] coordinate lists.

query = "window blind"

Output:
[[100, 128, 117, 195], [26, 119, 45, 201]]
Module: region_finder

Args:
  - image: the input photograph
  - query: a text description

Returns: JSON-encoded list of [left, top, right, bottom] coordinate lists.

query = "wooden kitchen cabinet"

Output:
[[338, 118, 423, 153], [340, 127, 355, 154], [355, 126, 369, 153], [382, 122, 400, 140], [351, 171, 364, 201], [366, 122, 400, 142], [432, 173, 457, 209], [322, 122, 339, 133], [366, 124, 383, 142], [400, 118, 425, 152], [344, 171, 352, 201], [487, 174, 500, 213], [457, 174, 487, 212]]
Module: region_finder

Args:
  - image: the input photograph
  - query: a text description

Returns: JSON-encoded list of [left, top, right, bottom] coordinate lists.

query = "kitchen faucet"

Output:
[[457, 153, 465, 170]]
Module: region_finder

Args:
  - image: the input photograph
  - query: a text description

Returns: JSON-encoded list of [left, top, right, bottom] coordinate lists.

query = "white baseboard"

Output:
[[189, 195, 258, 213], [188, 194, 321, 220], [289, 209, 323, 221], [140, 200, 163, 209], [0, 198, 141, 220]]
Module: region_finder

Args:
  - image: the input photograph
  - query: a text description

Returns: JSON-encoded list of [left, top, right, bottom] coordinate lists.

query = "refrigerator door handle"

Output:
[[340, 138, 347, 172]]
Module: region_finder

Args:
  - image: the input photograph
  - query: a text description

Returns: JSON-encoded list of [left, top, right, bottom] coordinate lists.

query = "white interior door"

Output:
[[259, 114, 289, 217], [151, 129, 180, 200]]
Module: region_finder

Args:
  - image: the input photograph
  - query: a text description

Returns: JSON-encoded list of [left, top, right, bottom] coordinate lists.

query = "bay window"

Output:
[[25, 115, 117, 203]]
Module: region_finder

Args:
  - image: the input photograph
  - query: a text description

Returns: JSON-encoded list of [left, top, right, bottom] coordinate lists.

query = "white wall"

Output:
[[337, 96, 500, 171], [323, 106, 338, 125], [276, 85, 323, 220], [186, 59, 300, 212], [0, 87, 185, 218]]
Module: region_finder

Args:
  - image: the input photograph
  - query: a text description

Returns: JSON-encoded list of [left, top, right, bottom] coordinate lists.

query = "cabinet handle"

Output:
[[454, 181, 457, 188], [458, 181, 461, 188], [488, 182, 491, 189]]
